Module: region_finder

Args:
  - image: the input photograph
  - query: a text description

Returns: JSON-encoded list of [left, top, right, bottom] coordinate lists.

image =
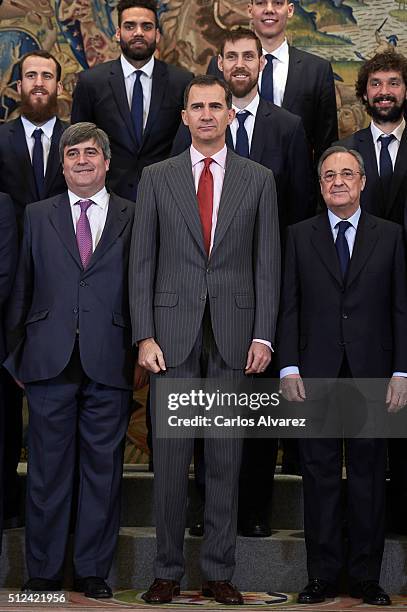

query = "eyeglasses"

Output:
[[320, 170, 363, 183]]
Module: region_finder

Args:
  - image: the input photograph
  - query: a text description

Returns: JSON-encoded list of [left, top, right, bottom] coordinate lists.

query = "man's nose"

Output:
[[333, 172, 344, 185]]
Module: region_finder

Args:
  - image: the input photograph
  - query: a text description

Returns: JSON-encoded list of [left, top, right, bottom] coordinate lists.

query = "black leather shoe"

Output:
[[74, 577, 112, 599], [349, 581, 391, 605], [189, 521, 204, 536], [297, 579, 337, 604], [142, 579, 180, 604], [239, 518, 271, 538], [202, 580, 244, 605], [22, 578, 62, 592]]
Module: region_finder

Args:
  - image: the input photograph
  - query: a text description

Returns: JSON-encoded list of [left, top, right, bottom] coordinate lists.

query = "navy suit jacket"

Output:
[[207, 46, 338, 163], [171, 98, 315, 232], [71, 58, 194, 201], [0, 117, 67, 231], [5, 192, 134, 390], [338, 127, 407, 228]]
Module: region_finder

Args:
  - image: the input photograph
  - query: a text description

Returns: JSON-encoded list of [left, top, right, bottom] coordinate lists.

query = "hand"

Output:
[[280, 374, 306, 402], [133, 363, 149, 390], [138, 337, 166, 374], [386, 376, 407, 413], [245, 341, 272, 375]]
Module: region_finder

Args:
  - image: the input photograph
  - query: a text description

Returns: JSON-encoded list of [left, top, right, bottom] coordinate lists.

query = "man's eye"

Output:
[[342, 170, 353, 179]]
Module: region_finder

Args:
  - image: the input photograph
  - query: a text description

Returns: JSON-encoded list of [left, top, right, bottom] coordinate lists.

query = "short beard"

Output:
[[120, 37, 156, 62], [228, 73, 258, 99], [365, 97, 405, 125], [20, 90, 58, 124]]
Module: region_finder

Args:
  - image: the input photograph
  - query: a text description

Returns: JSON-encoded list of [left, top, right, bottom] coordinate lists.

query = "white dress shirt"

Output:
[[229, 94, 260, 152], [68, 186, 109, 251], [190, 144, 270, 349], [280, 207, 406, 378], [258, 39, 289, 107], [121, 54, 154, 130], [370, 118, 405, 173], [20, 115, 56, 175]]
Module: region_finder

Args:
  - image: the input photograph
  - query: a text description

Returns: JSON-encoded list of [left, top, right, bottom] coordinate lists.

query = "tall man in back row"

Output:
[[130, 75, 280, 605], [71, 0, 193, 201]]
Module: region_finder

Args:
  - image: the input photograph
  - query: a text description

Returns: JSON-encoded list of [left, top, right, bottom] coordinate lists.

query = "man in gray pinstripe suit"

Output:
[[129, 75, 280, 604]]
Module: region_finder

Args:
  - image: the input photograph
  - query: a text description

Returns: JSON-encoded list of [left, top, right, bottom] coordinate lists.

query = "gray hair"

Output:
[[59, 122, 111, 162], [318, 145, 365, 178]]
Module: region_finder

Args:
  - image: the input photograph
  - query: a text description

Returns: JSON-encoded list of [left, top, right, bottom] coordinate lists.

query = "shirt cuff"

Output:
[[392, 372, 407, 378], [252, 339, 273, 351], [280, 366, 300, 378]]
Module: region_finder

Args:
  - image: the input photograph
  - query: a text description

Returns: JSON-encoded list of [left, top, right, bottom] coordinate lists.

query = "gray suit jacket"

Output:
[[129, 148, 280, 369]]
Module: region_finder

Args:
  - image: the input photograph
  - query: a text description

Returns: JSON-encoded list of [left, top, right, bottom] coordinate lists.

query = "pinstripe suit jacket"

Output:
[[129, 148, 280, 369]]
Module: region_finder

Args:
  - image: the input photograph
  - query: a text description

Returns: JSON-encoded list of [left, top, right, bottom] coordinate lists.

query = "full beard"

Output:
[[20, 90, 59, 124], [120, 37, 156, 62], [228, 73, 259, 99], [366, 96, 405, 125]]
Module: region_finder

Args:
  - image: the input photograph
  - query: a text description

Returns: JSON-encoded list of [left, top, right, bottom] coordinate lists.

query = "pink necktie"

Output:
[[197, 158, 214, 256], [76, 199, 93, 268]]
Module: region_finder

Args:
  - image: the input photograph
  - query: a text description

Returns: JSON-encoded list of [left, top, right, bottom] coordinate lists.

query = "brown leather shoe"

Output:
[[142, 579, 180, 604], [202, 580, 244, 605]]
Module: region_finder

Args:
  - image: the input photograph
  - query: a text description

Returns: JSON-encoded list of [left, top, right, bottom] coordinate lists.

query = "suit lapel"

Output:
[[44, 119, 65, 194], [310, 213, 343, 288], [346, 212, 379, 288], [211, 150, 248, 258], [388, 129, 407, 216], [10, 118, 37, 199], [282, 47, 301, 111], [48, 192, 82, 268], [250, 99, 269, 163], [108, 59, 138, 150], [141, 60, 167, 146], [165, 150, 207, 257], [225, 127, 233, 149]]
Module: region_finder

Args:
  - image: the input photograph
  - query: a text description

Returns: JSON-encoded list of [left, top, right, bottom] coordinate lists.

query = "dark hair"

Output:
[[59, 122, 111, 162], [117, 0, 159, 27], [317, 145, 365, 177], [219, 27, 262, 58], [18, 50, 62, 82], [183, 75, 232, 109], [355, 50, 407, 104]]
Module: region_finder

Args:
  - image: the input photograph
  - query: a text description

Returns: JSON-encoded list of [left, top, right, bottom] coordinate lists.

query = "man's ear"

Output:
[[181, 109, 188, 127], [218, 54, 224, 74]]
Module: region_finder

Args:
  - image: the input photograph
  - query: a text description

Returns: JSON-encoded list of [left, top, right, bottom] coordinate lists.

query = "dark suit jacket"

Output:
[[5, 192, 134, 390], [0, 192, 18, 551], [207, 46, 338, 163], [129, 149, 281, 369], [338, 127, 407, 227], [0, 117, 67, 231], [71, 58, 194, 201], [277, 211, 407, 378], [172, 98, 315, 231]]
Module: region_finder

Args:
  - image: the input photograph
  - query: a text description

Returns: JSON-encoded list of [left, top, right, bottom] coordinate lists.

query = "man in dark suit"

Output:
[[71, 0, 193, 202], [130, 75, 280, 604], [173, 27, 314, 537], [0, 49, 67, 531], [5, 122, 136, 597], [0, 193, 18, 553], [207, 0, 337, 164], [278, 145, 407, 605], [338, 50, 407, 535]]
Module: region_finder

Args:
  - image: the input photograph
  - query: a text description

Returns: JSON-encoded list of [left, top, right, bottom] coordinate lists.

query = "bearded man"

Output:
[[71, 0, 193, 202]]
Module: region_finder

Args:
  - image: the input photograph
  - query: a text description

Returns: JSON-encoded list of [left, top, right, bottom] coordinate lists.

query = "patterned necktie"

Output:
[[76, 199, 93, 268], [260, 54, 275, 103], [335, 220, 351, 278], [379, 134, 395, 184], [235, 111, 250, 158], [32, 128, 45, 199], [131, 70, 144, 147], [197, 158, 214, 256]]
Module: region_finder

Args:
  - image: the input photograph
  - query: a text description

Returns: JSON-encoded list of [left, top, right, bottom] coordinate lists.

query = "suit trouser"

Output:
[[0, 371, 4, 552], [2, 371, 23, 521], [24, 343, 131, 581], [151, 310, 244, 582]]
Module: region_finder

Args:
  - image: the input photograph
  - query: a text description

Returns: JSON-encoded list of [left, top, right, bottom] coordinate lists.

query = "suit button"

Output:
[[200, 295, 206, 301], [73, 307, 78, 314], [339, 341, 346, 347], [79, 281, 86, 287], [206, 268, 211, 274], [342, 313, 348, 319]]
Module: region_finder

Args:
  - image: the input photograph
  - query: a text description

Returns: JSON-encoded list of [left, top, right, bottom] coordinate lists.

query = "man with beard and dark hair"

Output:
[[71, 0, 193, 202], [0, 49, 67, 533], [172, 29, 314, 539], [338, 50, 407, 538]]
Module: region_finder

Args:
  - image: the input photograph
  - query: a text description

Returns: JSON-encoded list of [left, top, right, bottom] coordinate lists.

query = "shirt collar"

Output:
[[120, 53, 155, 79], [370, 117, 405, 143], [232, 93, 259, 116], [21, 115, 56, 140], [262, 38, 289, 64], [68, 186, 109, 209], [190, 144, 227, 170], [328, 206, 361, 231]]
